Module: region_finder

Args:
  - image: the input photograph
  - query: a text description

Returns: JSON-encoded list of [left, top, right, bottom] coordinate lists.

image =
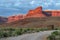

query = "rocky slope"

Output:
[[0, 17, 60, 28]]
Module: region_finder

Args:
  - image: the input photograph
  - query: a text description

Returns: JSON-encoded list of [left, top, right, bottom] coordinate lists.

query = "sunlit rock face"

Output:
[[34, 6, 42, 14], [7, 6, 60, 23], [8, 15, 24, 22], [8, 6, 45, 23], [26, 6, 45, 18], [44, 10, 60, 17], [51, 11, 60, 16]]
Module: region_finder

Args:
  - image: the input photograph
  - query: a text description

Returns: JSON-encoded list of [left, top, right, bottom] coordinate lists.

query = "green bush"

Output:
[[0, 31, 4, 38], [0, 28, 48, 38], [47, 31, 60, 40], [15, 28, 23, 35], [52, 31, 59, 35]]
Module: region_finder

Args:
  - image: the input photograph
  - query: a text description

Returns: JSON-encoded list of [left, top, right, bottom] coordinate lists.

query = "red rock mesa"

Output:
[[8, 15, 25, 22], [8, 6, 60, 22], [26, 6, 45, 18], [44, 10, 60, 16]]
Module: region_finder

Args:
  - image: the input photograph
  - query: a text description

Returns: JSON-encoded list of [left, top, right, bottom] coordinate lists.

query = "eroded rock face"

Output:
[[51, 11, 60, 16], [34, 6, 42, 14], [8, 15, 24, 22], [26, 6, 45, 18], [44, 10, 60, 17], [7, 6, 60, 23], [8, 6, 45, 22]]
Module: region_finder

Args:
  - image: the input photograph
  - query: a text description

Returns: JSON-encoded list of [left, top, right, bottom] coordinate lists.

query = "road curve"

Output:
[[0, 31, 54, 40]]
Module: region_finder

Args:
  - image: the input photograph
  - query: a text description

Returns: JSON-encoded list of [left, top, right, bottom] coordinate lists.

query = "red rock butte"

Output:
[[8, 6, 60, 22]]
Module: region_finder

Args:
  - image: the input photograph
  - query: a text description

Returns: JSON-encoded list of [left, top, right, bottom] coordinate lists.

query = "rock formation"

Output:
[[44, 10, 60, 16], [7, 6, 60, 22], [0, 17, 7, 23], [26, 6, 45, 18], [8, 15, 24, 22]]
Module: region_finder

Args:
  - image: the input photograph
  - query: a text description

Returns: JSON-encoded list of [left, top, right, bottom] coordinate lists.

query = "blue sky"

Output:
[[0, 0, 60, 17]]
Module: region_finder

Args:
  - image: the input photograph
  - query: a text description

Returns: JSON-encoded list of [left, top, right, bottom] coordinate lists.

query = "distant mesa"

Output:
[[1, 6, 60, 23], [0, 17, 7, 23]]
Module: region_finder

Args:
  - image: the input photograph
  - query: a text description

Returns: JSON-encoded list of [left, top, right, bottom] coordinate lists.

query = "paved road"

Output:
[[0, 31, 54, 40]]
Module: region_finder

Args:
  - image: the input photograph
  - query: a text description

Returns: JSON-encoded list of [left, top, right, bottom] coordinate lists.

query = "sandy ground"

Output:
[[0, 31, 54, 40]]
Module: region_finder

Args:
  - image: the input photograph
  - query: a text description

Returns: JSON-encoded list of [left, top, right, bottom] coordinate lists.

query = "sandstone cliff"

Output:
[[7, 6, 60, 23]]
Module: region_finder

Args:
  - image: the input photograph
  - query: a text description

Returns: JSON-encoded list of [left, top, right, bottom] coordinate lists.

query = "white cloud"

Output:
[[44, 2, 53, 7], [56, 3, 60, 6], [44, 3, 49, 7], [30, 1, 35, 5]]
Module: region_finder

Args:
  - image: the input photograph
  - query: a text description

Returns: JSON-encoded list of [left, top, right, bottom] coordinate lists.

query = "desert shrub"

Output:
[[34, 28, 41, 32], [0, 31, 4, 38], [0, 28, 49, 38], [54, 28, 58, 30], [2, 32, 9, 37], [47, 31, 60, 40], [14, 28, 23, 35], [0, 31, 10, 38], [47, 35, 55, 40], [51, 31, 59, 35], [39, 28, 48, 31]]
